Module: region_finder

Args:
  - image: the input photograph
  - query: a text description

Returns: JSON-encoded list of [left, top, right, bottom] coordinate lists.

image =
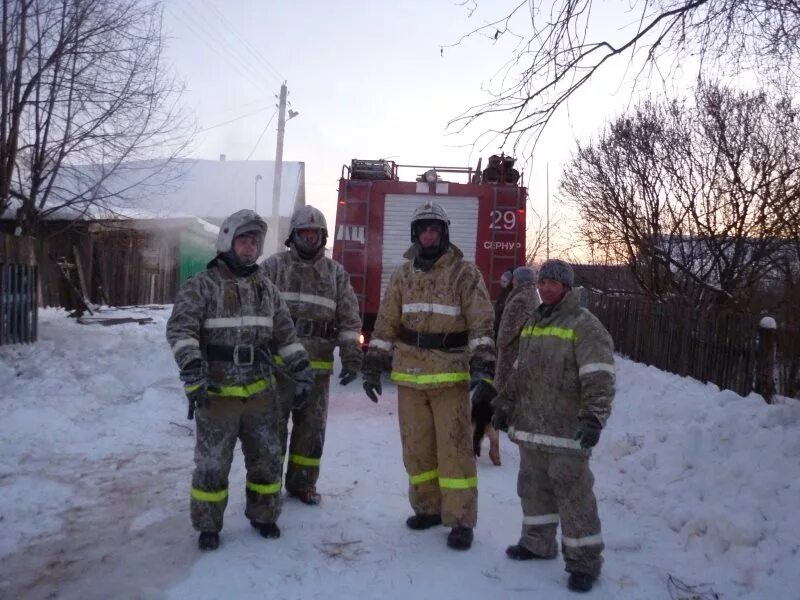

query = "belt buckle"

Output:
[[233, 344, 254, 367]]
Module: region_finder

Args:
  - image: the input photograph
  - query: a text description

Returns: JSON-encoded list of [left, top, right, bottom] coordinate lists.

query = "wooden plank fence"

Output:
[[0, 263, 38, 345]]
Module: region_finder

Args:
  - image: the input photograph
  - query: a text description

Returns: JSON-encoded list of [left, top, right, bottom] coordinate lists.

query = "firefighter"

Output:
[[492, 259, 615, 593], [261, 205, 362, 505], [166, 209, 314, 551], [361, 201, 496, 551]]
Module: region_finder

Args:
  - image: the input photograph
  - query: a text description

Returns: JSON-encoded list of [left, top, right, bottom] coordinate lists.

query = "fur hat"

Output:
[[512, 266, 536, 284]]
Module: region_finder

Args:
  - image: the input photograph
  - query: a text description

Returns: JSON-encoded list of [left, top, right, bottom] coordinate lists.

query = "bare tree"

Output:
[[0, 0, 191, 236], [446, 0, 800, 154], [561, 83, 800, 308]]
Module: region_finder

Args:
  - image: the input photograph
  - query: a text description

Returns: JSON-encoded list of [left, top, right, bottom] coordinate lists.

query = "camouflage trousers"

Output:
[[517, 446, 604, 577], [398, 383, 478, 528], [277, 373, 330, 493], [191, 389, 283, 532]]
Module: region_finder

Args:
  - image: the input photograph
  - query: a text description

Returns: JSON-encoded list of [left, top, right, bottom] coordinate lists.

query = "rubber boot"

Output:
[[198, 531, 219, 551], [446, 527, 474, 550], [406, 514, 442, 530]]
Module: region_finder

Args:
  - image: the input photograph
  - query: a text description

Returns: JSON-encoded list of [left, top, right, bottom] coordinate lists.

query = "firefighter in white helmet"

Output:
[[361, 201, 496, 551], [166, 209, 314, 550], [261, 205, 363, 505]]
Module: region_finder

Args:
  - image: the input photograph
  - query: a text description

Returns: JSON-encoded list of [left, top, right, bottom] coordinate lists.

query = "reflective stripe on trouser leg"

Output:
[[240, 390, 284, 525], [191, 399, 240, 532], [517, 445, 560, 558], [398, 385, 441, 517], [430, 383, 477, 527], [548, 452, 604, 577], [276, 374, 330, 493]]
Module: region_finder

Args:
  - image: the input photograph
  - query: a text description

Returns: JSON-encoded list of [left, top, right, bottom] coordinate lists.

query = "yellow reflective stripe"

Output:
[[246, 480, 282, 495], [289, 454, 321, 467], [390, 372, 469, 385], [184, 383, 201, 392], [311, 360, 333, 371], [208, 378, 275, 398], [409, 468, 439, 485], [439, 476, 478, 489], [521, 326, 576, 341], [274, 355, 285, 366], [191, 487, 229, 502]]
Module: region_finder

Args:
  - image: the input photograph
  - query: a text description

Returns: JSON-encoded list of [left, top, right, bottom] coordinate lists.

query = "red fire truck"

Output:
[[332, 156, 527, 342]]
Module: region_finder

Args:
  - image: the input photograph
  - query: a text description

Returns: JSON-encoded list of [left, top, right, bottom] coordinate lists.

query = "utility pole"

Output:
[[546, 162, 550, 260], [269, 82, 288, 255]]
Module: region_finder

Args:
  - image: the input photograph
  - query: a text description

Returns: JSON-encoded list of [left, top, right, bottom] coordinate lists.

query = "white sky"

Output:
[[161, 1, 696, 255]]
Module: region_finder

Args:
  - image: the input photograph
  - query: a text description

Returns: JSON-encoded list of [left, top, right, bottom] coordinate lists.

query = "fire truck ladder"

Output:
[[337, 181, 372, 323]]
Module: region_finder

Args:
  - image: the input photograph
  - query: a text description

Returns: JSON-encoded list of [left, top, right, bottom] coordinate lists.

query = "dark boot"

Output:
[[505, 544, 556, 560], [405, 513, 442, 530], [198, 531, 219, 551], [446, 527, 474, 550], [567, 572, 595, 593], [289, 489, 321, 505], [251, 521, 281, 539]]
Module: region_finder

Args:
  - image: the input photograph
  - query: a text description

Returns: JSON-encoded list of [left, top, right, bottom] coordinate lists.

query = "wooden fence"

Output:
[[584, 291, 800, 399]]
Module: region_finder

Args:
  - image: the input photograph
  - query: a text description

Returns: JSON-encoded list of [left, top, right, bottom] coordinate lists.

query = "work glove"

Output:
[[468, 357, 495, 392], [290, 359, 315, 410], [490, 394, 513, 433], [179, 360, 220, 419], [362, 351, 383, 403], [339, 367, 359, 386], [574, 414, 602, 449]]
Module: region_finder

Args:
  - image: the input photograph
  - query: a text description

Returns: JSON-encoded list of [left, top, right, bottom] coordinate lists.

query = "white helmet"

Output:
[[216, 209, 267, 254], [410, 201, 450, 246], [285, 205, 328, 255]]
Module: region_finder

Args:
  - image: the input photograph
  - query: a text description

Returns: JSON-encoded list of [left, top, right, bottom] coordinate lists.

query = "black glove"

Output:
[[362, 351, 383, 403], [490, 394, 513, 433], [287, 358, 315, 410], [179, 360, 220, 419], [338, 365, 359, 386], [574, 414, 602, 449], [469, 357, 495, 391]]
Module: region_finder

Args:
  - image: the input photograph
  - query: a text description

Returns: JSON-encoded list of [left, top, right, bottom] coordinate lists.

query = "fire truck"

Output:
[[332, 156, 527, 342]]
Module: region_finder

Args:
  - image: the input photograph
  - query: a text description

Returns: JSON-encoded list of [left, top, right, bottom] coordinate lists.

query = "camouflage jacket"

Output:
[[369, 245, 495, 390], [507, 288, 615, 455], [166, 258, 306, 389], [261, 247, 362, 374], [495, 281, 540, 392]]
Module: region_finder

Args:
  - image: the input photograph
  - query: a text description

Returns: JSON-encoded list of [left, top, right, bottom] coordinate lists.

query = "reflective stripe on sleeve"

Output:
[[191, 487, 229, 502], [171, 338, 199, 354], [402, 303, 461, 316], [439, 476, 478, 490], [369, 338, 393, 352], [409, 468, 439, 485], [509, 428, 583, 451], [289, 454, 321, 467], [246, 480, 282, 495], [278, 343, 305, 358], [523, 513, 560, 526], [520, 326, 576, 341], [578, 362, 615, 376], [338, 330, 361, 342], [280, 292, 336, 311], [562, 533, 604, 548], [203, 316, 273, 328], [468, 336, 494, 351], [391, 371, 469, 385]]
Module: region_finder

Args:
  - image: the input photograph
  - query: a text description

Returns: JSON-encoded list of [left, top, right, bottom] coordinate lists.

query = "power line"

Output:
[[204, 1, 285, 84], [199, 105, 274, 132], [246, 108, 279, 160]]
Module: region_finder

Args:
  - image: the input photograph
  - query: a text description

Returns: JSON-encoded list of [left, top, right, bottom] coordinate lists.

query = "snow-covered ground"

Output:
[[1, 307, 798, 600]]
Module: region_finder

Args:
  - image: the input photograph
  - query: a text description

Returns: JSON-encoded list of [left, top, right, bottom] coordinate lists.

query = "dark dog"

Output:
[[471, 384, 501, 465]]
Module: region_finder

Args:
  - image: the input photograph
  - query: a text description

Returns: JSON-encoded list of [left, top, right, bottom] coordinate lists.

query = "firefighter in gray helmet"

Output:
[[166, 208, 314, 551], [361, 201, 496, 551], [262, 204, 362, 505], [491, 259, 615, 593]]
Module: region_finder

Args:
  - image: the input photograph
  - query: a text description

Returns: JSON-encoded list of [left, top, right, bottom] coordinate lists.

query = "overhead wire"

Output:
[[246, 108, 279, 160]]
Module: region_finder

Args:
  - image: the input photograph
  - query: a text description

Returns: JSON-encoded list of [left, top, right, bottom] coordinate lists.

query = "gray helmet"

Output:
[[410, 201, 450, 245], [216, 209, 267, 254], [285, 205, 328, 256]]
